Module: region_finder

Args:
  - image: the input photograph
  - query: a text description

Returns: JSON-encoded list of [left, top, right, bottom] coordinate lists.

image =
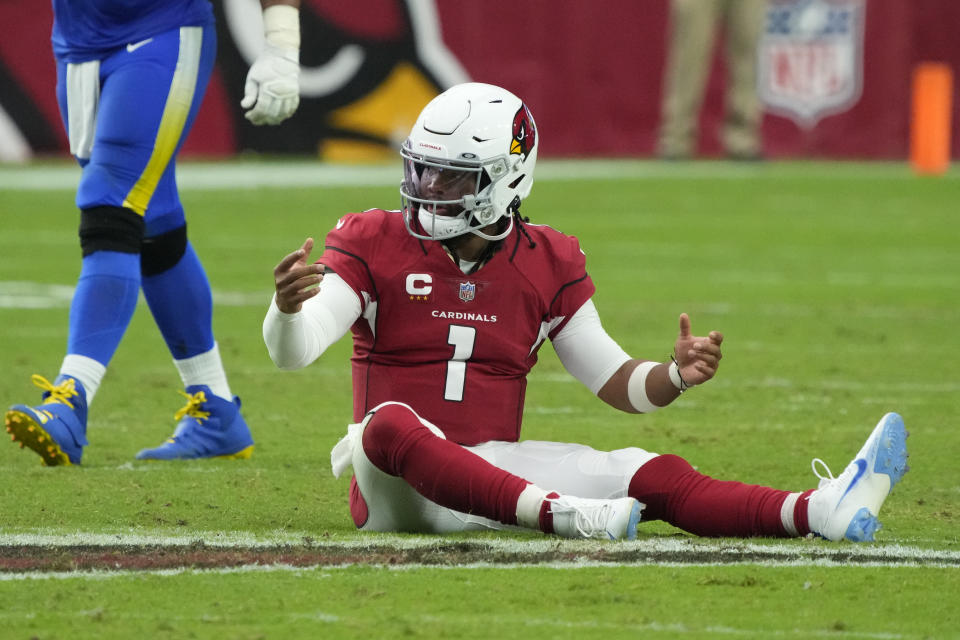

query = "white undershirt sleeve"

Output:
[[551, 298, 632, 395], [262, 272, 363, 370]]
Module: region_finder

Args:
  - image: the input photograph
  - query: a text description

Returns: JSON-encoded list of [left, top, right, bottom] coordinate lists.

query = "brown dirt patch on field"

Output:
[[2, 540, 956, 572]]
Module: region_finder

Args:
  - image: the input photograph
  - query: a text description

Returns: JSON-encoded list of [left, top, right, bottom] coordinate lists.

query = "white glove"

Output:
[[241, 43, 300, 125], [241, 4, 300, 126]]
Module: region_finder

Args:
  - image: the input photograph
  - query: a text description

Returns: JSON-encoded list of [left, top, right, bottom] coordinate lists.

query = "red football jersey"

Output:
[[320, 209, 595, 445]]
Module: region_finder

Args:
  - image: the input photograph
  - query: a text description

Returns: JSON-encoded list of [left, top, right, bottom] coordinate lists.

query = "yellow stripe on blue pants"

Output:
[[123, 26, 203, 216]]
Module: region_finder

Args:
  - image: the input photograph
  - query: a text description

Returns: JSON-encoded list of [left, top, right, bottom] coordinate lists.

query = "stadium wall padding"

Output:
[[0, 0, 957, 160]]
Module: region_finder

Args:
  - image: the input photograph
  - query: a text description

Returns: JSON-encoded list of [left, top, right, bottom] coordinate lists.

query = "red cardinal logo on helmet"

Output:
[[510, 104, 536, 160]]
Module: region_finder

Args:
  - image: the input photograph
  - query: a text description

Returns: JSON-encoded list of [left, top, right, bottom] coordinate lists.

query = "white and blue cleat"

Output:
[[548, 495, 644, 541], [807, 412, 909, 542]]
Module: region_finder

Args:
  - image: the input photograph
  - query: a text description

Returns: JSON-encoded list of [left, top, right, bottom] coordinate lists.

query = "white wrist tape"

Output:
[[264, 4, 300, 50], [626, 361, 660, 413], [668, 360, 688, 391]]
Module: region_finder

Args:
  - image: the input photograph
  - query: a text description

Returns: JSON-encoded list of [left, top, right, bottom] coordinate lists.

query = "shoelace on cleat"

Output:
[[811, 457, 849, 490], [31, 374, 78, 409], [174, 389, 211, 424], [550, 500, 614, 539]]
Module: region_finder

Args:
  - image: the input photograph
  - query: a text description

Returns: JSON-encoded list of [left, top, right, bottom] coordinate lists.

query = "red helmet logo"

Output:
[[510, 104, 536, 160]]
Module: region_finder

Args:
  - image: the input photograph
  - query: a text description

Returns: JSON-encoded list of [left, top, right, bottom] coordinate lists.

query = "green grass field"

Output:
[[1, 160, 958, 639]]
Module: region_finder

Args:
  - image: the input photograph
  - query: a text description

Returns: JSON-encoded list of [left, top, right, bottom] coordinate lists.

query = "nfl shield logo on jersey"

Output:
[[458, 282, 476, 302], [758, 0, 866, 128]]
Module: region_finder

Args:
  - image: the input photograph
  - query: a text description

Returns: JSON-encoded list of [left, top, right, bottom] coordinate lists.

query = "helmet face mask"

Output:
[[400, 83, 538, 242], [401, 147, 513, 241]]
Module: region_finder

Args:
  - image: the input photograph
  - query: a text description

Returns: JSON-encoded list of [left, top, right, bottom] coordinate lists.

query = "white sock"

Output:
[[174, 342, 233, 401], [59, 354, 106, 404], [515, 484, 550, 529], [780, 492, 802, 537]]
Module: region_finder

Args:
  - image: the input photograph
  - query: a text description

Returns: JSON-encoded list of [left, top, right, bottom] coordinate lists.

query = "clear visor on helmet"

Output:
[[402, 154, 480, 213], [400, 146, 513, 241]]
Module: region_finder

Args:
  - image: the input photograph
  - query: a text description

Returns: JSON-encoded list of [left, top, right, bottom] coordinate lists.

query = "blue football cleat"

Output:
[[807, 412, 909, 542], [5, 374, 89, 466], [135, 385, 254, 460]]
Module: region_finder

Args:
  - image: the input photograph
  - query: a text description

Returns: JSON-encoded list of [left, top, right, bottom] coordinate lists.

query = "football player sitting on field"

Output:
[[263, 82, 908, 541]]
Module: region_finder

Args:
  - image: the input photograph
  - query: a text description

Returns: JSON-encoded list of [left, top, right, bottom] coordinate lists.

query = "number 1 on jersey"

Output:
[[445, 325, 476, 401]]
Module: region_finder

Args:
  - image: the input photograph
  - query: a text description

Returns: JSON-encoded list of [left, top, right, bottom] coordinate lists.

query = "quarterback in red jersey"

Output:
[[264, 83, 908, 541], [318, 207, 594, 445]]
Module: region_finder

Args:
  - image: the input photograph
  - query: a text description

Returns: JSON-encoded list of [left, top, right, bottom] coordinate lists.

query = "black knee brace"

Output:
[[140, 224, 188, 276], [79, 206, 145, 257]]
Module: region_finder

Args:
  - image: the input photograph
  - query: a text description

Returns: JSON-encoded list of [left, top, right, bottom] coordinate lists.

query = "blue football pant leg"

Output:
[[55, 25, 218, 365], [142, 241, 215, 360], [58, 24, 216, 220], [67, 251, 142, 365]]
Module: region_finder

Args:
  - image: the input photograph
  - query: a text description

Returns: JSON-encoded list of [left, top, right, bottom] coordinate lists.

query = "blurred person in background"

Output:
[[4, 0, 301, 465], [659, 0, 767, 160]]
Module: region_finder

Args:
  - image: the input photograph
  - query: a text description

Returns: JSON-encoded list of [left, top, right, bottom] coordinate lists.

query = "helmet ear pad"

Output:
[[400, 82, 538, 242]]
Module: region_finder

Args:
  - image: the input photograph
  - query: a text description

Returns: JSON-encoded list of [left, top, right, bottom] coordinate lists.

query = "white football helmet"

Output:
[[400, 82, 538, 241]]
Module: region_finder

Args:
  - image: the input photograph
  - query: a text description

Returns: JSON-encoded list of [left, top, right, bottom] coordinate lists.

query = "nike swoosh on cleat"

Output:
[[840, 458, 868, 501], [126, 38, 154, 53]]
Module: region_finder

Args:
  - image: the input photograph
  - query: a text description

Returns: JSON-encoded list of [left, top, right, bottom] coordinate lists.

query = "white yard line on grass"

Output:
[[536, 370, 960, 395], [0, 160, 945, 192], [0, 281, 264, 309], [3, 282, 956, 315], [1, 530, 958, 569]]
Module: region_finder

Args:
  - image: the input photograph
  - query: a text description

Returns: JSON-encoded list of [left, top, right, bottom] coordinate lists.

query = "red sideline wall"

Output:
[[438, 0, 960, 159], [1, 0, 957, 160]]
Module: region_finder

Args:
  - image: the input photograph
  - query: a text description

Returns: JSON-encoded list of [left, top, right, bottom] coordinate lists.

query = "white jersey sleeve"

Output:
[[262, 272, 362, 370], [551, 298, 631, 395]]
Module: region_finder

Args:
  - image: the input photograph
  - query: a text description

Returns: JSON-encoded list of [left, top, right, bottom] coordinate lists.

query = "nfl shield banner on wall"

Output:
[[758, 0, 866, 128]]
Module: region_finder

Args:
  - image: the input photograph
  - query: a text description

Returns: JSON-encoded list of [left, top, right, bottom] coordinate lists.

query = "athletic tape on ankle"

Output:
[[780, 492, 801, 537], [626, 361, 659, 413]]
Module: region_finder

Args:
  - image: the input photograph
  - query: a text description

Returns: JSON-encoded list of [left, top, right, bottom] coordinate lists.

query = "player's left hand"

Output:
[[673, 313, 723, 387], [241, 44, 300, 126]]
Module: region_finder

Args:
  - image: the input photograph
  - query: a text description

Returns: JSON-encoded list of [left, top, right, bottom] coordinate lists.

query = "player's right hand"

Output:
[[273, 237, 323, 314]]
